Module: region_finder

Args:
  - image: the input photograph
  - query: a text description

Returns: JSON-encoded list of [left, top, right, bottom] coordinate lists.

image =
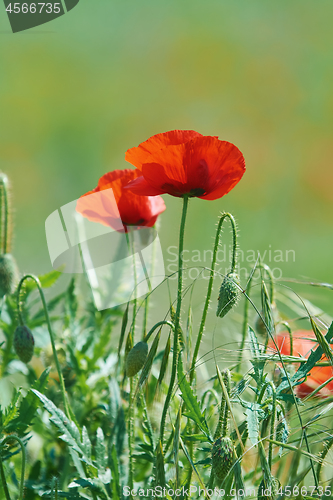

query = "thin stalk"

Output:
[[17, 275, 70, 420], [127, 229, 137, 495], [268, 382, 276, 471], [0, 173, 9, 254], [0, 435, 26, 500], [190, 212, 238, 385], [128, 378, 134, 494], [160, 196, 189, 447], [236, 262, 275, 372], [142, 230, 156, 339]]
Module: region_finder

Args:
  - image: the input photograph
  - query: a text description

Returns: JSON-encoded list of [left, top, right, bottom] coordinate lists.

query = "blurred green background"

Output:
[[1, 0, 333, 326]]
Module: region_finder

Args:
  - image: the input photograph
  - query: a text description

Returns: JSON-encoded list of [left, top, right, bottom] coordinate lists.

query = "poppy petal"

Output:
[[125, 175, 167, 196], [184, 137, 245, 194], [125, 130, 202, 170]]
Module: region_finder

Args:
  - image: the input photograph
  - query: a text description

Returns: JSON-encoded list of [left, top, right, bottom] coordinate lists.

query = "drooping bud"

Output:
[[255, 313, 267, 336], [216, 272, 240, 318], [13, 325, 35, 363], [0, 253, 19, 298], [125, 341, 148, 377], [211, 436, 234, 483]]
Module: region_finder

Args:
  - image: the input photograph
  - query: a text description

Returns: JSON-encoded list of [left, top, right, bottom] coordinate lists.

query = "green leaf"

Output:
[[5, 368, 50, 434], [177, 354, 211, 441], [41, 491, 85, 499], [277, 321, 333, 395], [95, 427, 106, 470], [155, 439, 166, 487], [95, 428, 111, 484], [261, 280, 274, 336], [155, 332, 171, 394], [82, 426, 92, 461], [248, 326, 266, 384], [134, 329, 161, 398], [245, 403, 261, 446], [31, 389, 93, 466], [117, 302, 129, 359], [65, 277, 78, 325], [110, 444, 121, 500], [178, 436, 207, 492]]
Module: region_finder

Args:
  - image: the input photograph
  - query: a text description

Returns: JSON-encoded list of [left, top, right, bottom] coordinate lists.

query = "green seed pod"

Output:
[[0, 253, 19, 298], [216, 272, 240, 318], [255, 313, 267, 336], [125, 341, 148, 377], [211, 436, 234, 483], [13, 325, 35, 364], [275, 419, 289, 443], [257, 478, 280, 500]]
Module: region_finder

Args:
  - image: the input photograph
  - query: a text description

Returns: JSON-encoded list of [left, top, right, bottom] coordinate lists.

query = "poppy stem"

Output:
[[0, 173, 10, 254], [16, 274, 71, 421], [190, 212, 238, 385], [159, 195, 189, 447], [127, 229, 137, 495]]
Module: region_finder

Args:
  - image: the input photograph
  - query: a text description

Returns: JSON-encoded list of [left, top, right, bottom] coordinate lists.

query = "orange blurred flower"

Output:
[[76, 168, 166, 231], [124, 130, 245, 200], [268, 331, 333, 398]]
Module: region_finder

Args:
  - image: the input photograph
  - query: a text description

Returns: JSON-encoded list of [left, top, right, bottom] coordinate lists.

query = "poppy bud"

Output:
[[125, 341, 148, 377], [13, 325, 35, 364], [211, 436, 234, 482], [275, 420, 288, 443], [0, 253, 19, 298], [216, 272, 240, 318]]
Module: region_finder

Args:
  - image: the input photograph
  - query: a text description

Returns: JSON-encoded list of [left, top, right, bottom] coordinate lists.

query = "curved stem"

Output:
[[0, 174, 9, 254], [190, 212, 238, 384], [159, 196, 189, 447], [1, 435, 26, 500], [17, 274, 70, 420], [145, 320, 174, 343]]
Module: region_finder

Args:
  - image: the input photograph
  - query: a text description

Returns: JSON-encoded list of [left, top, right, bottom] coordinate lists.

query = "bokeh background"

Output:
[[1, 0, 333, 342]]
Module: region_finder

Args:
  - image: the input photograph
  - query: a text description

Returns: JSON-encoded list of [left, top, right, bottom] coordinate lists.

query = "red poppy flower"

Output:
[[268, 331, 333, 398], [124, 130, 245, 200], [76, 169, 166, 231]]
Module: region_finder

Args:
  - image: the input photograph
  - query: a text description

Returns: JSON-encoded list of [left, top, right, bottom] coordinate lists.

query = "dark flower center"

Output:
[[189, 188, 206, 197]]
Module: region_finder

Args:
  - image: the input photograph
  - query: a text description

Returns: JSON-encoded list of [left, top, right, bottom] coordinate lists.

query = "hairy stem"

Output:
[[17, 274, 70, 420], [160, 195, 189, 447], [190, 212, 238, 385], [0, 173, 10, 254]]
